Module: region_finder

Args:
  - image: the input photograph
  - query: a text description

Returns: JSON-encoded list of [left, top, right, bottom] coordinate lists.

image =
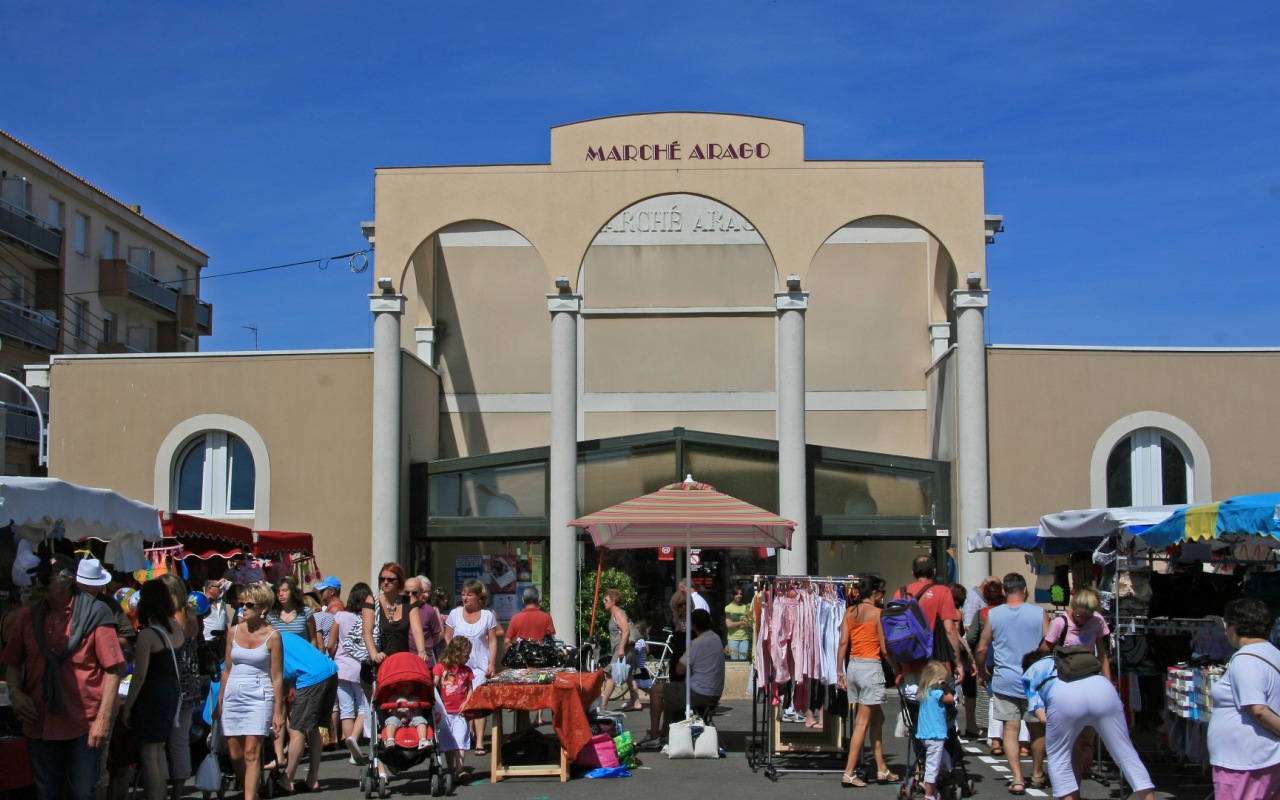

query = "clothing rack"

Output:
[[746, 574, 862, 781]]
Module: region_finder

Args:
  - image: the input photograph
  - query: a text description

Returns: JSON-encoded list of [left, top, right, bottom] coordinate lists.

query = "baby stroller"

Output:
[[360, 652, 453, 798], [895, 682, 975, 800]]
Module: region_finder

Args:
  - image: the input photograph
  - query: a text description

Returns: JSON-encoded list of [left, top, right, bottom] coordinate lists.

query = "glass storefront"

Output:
[[410, 428, 949, 633]]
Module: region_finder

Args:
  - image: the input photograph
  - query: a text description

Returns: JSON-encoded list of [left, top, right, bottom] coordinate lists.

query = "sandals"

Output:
[[840, 773, 868, 788], [1008, 782, 1026, 796], [1028, 774, 1049, 789], [876, 770, 900, 784], [619, 703, 644, 712], [990, 744, 1005, 756], [474, 746, 487, 757]]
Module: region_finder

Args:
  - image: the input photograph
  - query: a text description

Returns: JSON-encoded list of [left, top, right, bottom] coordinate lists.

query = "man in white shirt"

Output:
[[202, 579, 229, 641], [678, 578, 710, 614]]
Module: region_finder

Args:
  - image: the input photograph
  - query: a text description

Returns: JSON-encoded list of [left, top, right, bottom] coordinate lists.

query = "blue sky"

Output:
[[3, 2, 1276, 350]]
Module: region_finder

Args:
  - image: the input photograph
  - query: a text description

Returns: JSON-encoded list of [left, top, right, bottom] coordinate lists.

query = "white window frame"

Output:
[[72, 299, 88, 341], [155, 415, 270, 526], [46, 198, 64, 230], [74, 212, 89, 255], [1090, 412, 1212, 507], [173, 431, 256, 517], [1111, 429, 1192, 506]]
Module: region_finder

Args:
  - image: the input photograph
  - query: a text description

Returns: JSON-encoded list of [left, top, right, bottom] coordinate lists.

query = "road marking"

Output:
[[979, 756, 1002, 763], [965, 746, 983, 753]]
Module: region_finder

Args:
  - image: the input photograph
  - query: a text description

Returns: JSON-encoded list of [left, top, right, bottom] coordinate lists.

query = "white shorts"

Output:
[[441, 710, 471, 752], [337, 679, 369, 721]]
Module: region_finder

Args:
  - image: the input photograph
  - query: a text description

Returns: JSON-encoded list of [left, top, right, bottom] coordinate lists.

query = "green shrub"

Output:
[[576, 566, 637, 652]]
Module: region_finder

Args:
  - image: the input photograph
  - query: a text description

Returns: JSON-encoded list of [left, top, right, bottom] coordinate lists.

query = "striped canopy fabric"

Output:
[[1138, 492, 1280, 549], [568, 480, 796, 550]]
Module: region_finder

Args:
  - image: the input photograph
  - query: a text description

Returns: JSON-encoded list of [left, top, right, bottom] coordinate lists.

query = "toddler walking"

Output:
[[917, 660, 956, 800], [433, 637, 475, 774]]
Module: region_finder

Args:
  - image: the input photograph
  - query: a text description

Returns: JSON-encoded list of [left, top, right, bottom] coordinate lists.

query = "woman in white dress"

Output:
[[216, 583, 285, 800], [444, 579, 502, 758]]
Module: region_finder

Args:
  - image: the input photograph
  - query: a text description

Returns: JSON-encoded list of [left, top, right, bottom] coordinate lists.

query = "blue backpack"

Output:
[[881, 584, 935, 663]]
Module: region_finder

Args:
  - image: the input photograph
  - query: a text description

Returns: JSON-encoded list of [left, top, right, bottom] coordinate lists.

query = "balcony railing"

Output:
[[99, 259, 180, 314], [0, 198, 62, 264], [2, 404, 41, 444], [179, 294, 214, 335], [0, 299, 58, 351]]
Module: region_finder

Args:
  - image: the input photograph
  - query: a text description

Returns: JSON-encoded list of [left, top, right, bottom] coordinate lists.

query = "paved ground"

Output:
[[247, 698, 1211, 800]]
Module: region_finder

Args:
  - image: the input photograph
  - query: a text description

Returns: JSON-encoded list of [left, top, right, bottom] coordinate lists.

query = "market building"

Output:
[[33, 113, 1280, 640]]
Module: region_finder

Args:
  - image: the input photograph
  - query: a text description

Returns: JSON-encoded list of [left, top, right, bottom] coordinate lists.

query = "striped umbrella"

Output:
[[569, 477, 795, 717], [568, 477, 796, 550]]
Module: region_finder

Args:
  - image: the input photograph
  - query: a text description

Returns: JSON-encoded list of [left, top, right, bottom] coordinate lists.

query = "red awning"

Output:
[[253, 531, 313, 557], [159, 513, 314, 560], [161, 511, 254, 559]]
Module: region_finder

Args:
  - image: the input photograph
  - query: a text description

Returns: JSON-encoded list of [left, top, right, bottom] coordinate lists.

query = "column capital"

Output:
[[547, 293, 582, 313], [369, 293, 406, 315], [952, 289, 989, 310], [775, 291, 809, 311]]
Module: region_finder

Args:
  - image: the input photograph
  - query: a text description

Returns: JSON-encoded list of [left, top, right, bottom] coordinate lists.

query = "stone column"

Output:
[[953, 288, 991, 588], [370, 292, 406, 583], [776, 288, 809, 576], [548, 291, 582, 643]]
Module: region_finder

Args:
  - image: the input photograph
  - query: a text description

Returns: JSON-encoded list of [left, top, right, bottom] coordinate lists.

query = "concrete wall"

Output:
[[45, 350, 376, 586]]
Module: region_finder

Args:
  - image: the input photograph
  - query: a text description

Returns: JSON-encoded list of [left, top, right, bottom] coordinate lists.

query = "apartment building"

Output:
[[0, 130, 212, 474]]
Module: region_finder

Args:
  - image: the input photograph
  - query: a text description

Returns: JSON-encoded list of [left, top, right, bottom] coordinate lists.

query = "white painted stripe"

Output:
[[442, 390, 926, 414], [964, 746, 982, 754], [979, 756, 1002, 764], [1025, 790, 1048, 797], [992, 765, 1010, 773], [807, 391, 926, 411], [823, 225, 929, 244]]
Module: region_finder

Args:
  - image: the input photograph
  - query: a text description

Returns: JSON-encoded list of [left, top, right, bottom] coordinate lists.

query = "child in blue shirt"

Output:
[[917, 660, 956, 800]]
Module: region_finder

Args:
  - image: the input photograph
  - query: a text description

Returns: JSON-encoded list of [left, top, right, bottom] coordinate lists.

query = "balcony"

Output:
[[179, 293, 214, 335], [99, 259, 179, 314], [0, 198, 62, 265], [2, 404, 42, 444], [0, 299, 58, 351]]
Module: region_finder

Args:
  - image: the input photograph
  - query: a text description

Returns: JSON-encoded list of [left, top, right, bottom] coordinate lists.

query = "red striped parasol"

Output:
[[568, 478, 796, 550], [570, 477, 794, 716]]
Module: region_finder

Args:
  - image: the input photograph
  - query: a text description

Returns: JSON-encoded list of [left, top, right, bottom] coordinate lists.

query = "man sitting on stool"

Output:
[[644, 609, 724, 747]]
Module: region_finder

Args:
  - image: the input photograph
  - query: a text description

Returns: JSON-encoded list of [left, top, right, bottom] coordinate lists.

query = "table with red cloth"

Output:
[[461, 670, 604, 761]]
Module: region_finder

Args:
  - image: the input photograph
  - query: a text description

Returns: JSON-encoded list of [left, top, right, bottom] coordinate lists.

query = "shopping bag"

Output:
[[193, 753, 221, 793]]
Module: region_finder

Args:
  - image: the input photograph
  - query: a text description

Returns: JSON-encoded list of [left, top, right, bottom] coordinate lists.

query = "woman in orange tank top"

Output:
[[836, 576, 899, 787]]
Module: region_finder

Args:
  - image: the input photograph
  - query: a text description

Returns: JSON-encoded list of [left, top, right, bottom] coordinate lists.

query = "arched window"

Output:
[[173, 431, 256, 516], [1105, 429, 1191, 507]]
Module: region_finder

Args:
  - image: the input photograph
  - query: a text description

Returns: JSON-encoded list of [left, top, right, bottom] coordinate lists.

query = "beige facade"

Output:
[[38, 350, 422, 583], [30, 113, 1280, 630], [0, 130, 212, 476]]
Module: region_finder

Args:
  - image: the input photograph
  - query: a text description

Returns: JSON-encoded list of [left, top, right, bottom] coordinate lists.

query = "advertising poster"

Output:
[[489, 554, 518, 595], [529, 555, 544, 585], [455, 555, 484, 600]]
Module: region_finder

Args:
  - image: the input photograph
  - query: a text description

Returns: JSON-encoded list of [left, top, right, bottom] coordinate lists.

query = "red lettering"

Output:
[[606, 146, 621, 161], [688, 144, 705, 159], [586, 147, 605, 161], [756, 143, 770, 158], [722, 144, 738, 159], [740, 143, 754, 158], [708, 143, 723, 159], [623, 145, 638, 161]]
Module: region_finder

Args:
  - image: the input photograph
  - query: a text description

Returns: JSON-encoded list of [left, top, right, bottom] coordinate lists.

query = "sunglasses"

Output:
[[380, 576, 399, 584], [239, 602, 258, 609], [406, 590, 422, 596]]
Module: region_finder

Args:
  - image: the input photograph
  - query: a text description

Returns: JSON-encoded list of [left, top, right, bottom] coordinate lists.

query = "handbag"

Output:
[[193, 753, 221, 792]]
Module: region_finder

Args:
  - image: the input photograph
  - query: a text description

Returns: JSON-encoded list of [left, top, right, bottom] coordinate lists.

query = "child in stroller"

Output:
[[362, 652, 453, 798], [897, 661, 976, 800]]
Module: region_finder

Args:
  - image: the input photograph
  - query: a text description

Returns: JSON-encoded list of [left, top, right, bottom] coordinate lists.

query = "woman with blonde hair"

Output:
[[444, 578, 501, 757], [599, 588, 642, 712], [216, 582, 285, 800]]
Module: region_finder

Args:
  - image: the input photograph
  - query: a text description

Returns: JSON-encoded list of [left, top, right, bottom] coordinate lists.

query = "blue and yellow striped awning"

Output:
[[1138, 493, 1280, 549]]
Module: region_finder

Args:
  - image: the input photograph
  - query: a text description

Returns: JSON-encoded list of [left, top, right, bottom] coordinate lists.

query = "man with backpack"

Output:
[[976, 573, 1048, 795], [885, 555, 964, 687]]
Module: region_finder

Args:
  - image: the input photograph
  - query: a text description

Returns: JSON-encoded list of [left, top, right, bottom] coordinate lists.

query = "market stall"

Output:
[[159, 511, 321, 588]]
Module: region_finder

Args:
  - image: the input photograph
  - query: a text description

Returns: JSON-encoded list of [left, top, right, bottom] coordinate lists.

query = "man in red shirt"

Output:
[[504, 587, 555, 642], [2, 553, 124, 800], [894, 555, 963, 685]]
